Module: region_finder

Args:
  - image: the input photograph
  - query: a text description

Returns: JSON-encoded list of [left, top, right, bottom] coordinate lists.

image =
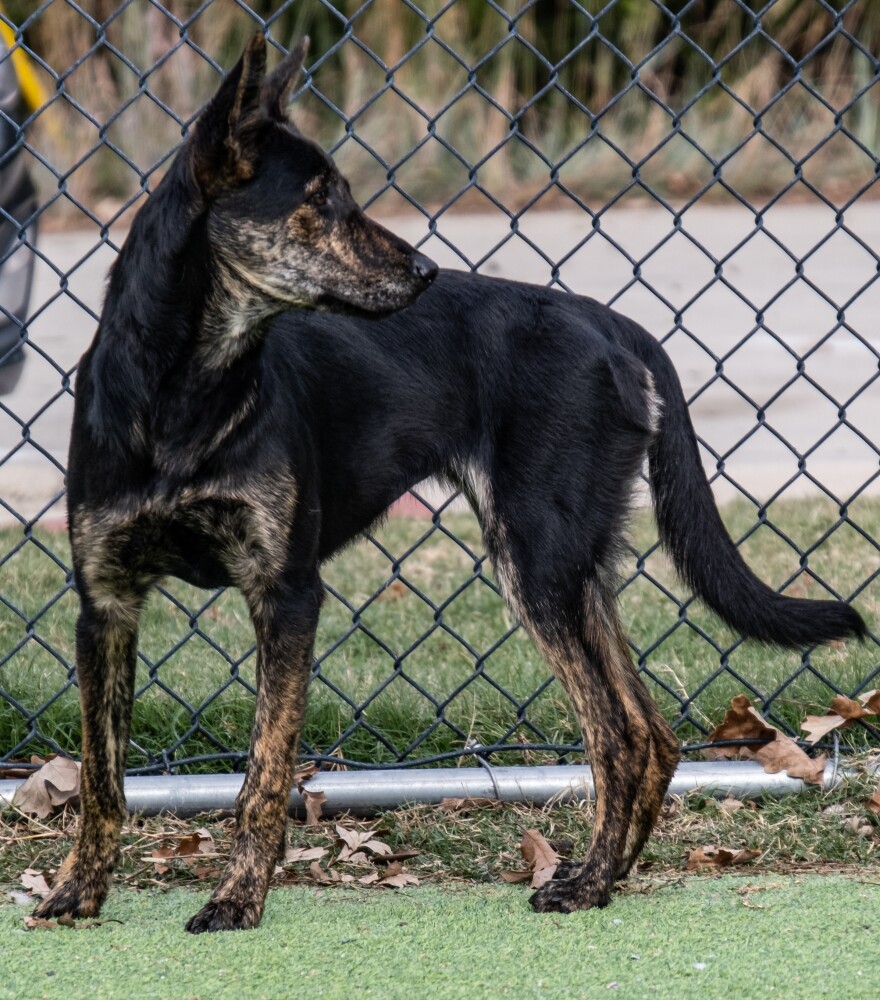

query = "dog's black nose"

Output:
[[411, 252, 438, 283]]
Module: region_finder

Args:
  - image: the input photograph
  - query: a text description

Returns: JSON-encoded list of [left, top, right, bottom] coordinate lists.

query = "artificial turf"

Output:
[[2, 876, 878, 999]]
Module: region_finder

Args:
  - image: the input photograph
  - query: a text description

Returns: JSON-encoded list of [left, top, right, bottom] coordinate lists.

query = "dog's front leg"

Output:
[[186, 572, 322, 933], [34, 594, 142, 920]]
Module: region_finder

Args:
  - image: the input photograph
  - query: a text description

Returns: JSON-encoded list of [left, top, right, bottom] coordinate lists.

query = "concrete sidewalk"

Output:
[[2, 200, 879, 526]]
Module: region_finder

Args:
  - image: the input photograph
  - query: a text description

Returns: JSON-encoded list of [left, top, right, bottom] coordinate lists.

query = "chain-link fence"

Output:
[[1, 0, 879, 775]]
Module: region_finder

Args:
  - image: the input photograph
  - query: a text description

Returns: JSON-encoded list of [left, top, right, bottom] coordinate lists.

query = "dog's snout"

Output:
[[411, 252, 438, 284]]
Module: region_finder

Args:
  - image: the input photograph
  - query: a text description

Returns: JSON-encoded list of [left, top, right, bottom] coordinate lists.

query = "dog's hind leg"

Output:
[[34, 589, 143, 920], [613, 653, 679, 881], [185, 569, 322, 933], [474, 484, 676, 911], [517, 573, 668, 913], [549, 579, 679, 886]]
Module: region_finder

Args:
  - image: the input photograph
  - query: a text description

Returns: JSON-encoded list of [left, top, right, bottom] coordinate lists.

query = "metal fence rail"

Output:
[[1, 0, 879, 774]]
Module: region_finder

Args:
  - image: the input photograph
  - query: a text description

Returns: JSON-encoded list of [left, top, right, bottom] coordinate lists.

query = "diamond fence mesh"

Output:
[[1, 0, 879, 775]]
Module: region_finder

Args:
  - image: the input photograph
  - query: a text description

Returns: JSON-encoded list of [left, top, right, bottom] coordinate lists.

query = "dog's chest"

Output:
[[72, 472, 298, 599]]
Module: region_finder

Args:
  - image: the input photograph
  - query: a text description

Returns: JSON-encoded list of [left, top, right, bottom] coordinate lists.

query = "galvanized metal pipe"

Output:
[[0, 760, 845, 818]]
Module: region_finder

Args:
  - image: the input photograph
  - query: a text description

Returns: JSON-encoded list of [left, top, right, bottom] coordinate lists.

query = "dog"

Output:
[[34, 34, 865, 933]]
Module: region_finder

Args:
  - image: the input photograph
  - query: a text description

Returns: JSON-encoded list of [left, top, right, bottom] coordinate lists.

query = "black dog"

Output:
[[35, 35, 865, 932]]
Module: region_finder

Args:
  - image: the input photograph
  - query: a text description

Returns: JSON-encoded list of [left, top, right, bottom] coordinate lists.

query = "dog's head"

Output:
[[186, 34, 437, 316]]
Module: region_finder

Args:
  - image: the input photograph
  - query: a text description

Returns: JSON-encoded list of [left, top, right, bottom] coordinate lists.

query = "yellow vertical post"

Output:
[[0, 4, 49, 113]]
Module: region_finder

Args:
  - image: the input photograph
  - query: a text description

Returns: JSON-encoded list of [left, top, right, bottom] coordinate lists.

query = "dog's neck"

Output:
[[198, 257, 284, 370], [81, 163, 279, 466]]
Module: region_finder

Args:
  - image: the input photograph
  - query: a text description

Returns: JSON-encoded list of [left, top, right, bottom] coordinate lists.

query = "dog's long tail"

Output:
[[630, 331, 866, 648]]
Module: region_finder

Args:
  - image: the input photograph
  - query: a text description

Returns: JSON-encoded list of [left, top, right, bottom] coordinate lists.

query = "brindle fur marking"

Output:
[[186, 576, 320, 933], [36, 33, 864, 932]]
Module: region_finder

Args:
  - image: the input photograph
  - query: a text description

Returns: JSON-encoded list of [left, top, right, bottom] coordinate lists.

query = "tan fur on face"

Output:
[[198, 184, 426, 368], [287, 203, 324, 243]]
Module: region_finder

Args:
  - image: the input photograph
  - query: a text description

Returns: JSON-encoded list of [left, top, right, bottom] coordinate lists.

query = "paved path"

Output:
[[3, 201, 879, 526]]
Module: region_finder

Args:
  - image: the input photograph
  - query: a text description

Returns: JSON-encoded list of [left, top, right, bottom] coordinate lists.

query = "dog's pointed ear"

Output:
[[261, 37, 309, 125], [189, 32, 268, 195]]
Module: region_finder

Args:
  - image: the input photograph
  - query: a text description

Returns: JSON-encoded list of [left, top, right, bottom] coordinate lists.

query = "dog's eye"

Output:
[[309, 189, 328, 207]]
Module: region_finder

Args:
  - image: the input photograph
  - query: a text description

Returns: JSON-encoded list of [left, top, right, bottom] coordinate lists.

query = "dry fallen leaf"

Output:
[[23, 915, 60, 931], [344, 851, 371, 866], [800, 713, 849, 744], [376, 870, 420, 888], [499, 869, 533, 885], [334, 825, 394, 862], [335, 825, 372, 857], [733, 882, 782, 909], [12, 758, 81, 819], [308, 860, 355, 885], [704, 695, 777, 758], [521, 829, 560, 889], [859, 690, 880, 714], [750, 737, 826, 787], [802, 693, 880, 744], [717, 796, 745, 814], [363, 861, 420, 888], [20, 869, 52, 898], [284, 846, 328, 864], [308, 838, 419, 889], [147, 845, 176, 875], [147, 829, 215, 874], [685, 845, 761, 870], [843, 816, 874, 839], [176, 829, 215, 857], [362, 840, 392, 856], [192, 865, 220, 879], [293, 762, 319, 785], [309, 861, 333, 885], [302, 789, 327, 827], [706, 695, 827, 786], [830, 694, 872, 719], [293, 763, 327, 825], [438, 797, 500, 813], [866, 784, 880, 816]]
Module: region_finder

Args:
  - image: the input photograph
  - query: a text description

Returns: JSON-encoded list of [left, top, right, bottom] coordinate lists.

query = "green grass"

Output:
[[1, 496, 879, 770], [2, 876, 880, 999]]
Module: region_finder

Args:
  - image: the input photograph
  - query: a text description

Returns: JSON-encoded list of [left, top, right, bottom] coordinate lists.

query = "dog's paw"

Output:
[[185, 897, 263, 934], [529, 872, 612, 914], [33, 877, 107, 921]]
